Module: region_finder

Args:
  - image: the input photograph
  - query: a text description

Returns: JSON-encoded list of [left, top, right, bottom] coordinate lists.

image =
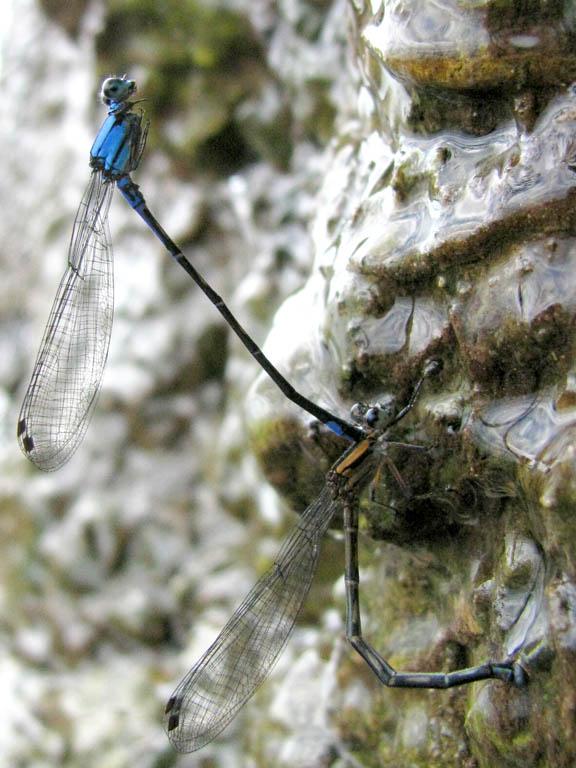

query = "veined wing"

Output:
[[17, 171, 115, 471], [165, 486, 339, 752]]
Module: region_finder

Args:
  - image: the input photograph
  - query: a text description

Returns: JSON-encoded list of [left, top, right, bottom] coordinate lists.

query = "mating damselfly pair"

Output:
[[18, 76, 526, 752]]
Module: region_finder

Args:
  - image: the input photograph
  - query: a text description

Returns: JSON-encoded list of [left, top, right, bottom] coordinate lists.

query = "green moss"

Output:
[[406, 88, 511, 136], [456, 305, 575, 398], [486, 0, 566, 33], [391, 156, 438, 204], [385, 53, 576, 92], [356, 189, 576, 296], [249, 414, 341, 510]]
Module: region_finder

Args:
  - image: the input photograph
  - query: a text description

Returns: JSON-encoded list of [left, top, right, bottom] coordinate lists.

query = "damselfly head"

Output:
[[100, 75, 136, 106], [350, 395, 397, 430]]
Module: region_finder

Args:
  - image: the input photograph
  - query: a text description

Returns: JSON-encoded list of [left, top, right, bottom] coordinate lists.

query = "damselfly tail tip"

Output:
[[512, 661, 528, 686], [423, 358, 442, 377]]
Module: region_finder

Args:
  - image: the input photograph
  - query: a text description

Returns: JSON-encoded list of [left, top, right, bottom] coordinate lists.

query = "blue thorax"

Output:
[[90, 102, 147, 179]]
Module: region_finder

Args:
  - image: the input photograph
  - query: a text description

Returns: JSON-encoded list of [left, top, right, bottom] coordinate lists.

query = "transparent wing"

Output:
[[17, 171, 115, 471], [165, 486, 339, 752]]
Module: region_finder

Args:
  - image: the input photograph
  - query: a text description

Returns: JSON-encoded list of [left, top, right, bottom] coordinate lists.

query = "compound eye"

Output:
[[365, 407, 380, 428], [350, 403, 367, 424], [350, 403, 383, 428]]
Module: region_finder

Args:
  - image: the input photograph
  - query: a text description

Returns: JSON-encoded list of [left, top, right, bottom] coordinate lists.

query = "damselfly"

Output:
[[18, 76, 362, 471], [164, 361, 526, 753], [19, 78, 527, 752]]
